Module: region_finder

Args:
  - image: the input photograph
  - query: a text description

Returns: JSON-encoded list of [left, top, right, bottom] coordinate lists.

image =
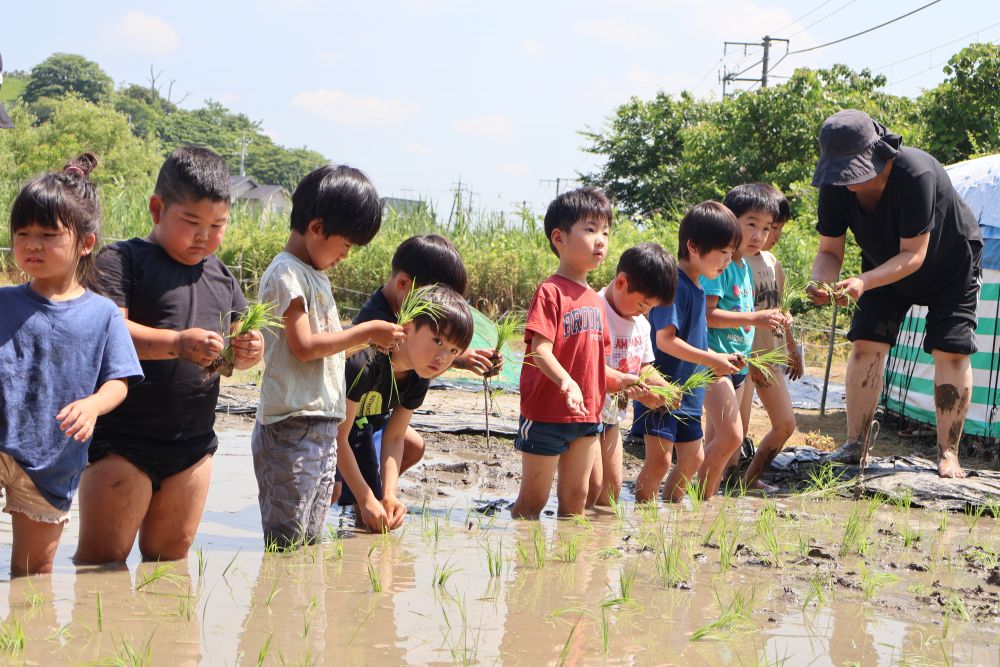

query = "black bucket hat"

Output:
[[812, 109, 901, 187]]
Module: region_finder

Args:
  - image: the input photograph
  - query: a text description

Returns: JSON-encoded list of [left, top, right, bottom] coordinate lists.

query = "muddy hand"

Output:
[[834, 276, 865, 304], [806, 282, 831, 306], [231, 330, 264, 366], [560, 379, 588, 417], [382, 495, 408, 530], [369, 321, 406, 352], [460, 348, 497, 376], [361, 497, 391, 533], [178, 328, 225, 366]]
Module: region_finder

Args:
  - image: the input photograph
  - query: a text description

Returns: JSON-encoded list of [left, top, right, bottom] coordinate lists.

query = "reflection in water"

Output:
[[0, 430, 998, 665]]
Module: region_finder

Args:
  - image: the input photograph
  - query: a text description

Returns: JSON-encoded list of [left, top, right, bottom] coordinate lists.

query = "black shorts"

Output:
[[849, 247, 982, 355], [88, 428, 218, 492], [336, 425, 383, 507]]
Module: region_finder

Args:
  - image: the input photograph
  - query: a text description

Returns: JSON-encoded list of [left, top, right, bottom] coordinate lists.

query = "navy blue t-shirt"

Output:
[[0, 285, 143, 510], [645, 270, 709, 416]]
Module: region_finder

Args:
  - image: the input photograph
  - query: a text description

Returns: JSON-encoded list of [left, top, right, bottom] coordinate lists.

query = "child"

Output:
[[698, 184, 790, 498], [631, 202, 743, 503], [740, 187, 804, 491], [348, 234, 499, 485], [587, 242, 677, 508], [0, 154, 142, 574], [252, 165, 404, 548], [511, 187, 641, 519], [337, 285, 474, 532], [75, 146, 265, 564]]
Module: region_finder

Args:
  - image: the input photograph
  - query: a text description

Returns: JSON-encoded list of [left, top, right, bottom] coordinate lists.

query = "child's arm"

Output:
[[656, 325, 742, 377], [775, 262, 804, 381], [284, 298, 405, 363], [530, 334, 587, 416], [453, 348, 501, 376], [120, 309, 224, 365], [56, 379, 129, 443], [336, 401, 391, 533], [605, 366, 641, 394], [705, 296, 787, 331], [379, 407, 413, 530]]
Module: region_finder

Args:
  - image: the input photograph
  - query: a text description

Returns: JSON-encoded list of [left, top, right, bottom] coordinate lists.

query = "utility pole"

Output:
[[720, 35, 789, 97], [238, 131, 252, 177], [449, 176, 472, 226], [540, 177, 578, 196]]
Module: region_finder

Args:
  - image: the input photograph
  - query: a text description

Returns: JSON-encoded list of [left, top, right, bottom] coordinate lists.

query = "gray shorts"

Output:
[[251, 416, 339, 549]]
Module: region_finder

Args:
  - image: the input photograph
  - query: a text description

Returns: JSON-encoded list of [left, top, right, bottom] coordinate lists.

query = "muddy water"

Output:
[[1, 431, 998, 666]]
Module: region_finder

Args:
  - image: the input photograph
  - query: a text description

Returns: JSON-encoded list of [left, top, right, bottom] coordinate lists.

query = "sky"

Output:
[[2, 0, 999, 215]]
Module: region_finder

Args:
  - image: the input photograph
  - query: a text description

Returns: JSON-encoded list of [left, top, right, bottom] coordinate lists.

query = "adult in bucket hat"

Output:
[[806, 109, 982, 478]]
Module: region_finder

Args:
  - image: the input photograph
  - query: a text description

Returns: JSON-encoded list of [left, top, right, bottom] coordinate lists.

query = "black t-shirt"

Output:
[[817, 146, 982, 302], [353, 288, 395, 325], [94, 238, 247, 441], [346, 348, 428, 435]]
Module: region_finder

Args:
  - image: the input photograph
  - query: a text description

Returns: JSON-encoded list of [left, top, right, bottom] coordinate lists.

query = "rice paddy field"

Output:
[[1, 413, 999, 666]]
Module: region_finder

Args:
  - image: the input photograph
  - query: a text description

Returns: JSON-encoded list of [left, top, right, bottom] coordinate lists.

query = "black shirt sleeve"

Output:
[[399, 376, 430, 411], [94, 242, 132, 308], [897, 169, 936, 238], [816, 186, 849, 238]]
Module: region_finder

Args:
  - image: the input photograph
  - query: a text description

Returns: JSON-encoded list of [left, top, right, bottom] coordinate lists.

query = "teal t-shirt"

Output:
[[700, 258, 754, 374]]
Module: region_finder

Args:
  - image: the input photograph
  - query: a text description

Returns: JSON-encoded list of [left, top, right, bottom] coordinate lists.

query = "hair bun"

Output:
[[64, 152, 99, 178]]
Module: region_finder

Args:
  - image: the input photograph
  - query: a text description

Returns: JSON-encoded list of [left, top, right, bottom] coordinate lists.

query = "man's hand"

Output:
[[178, 328, 225, 366], [806, 282, 831, 306], [833, 276, 865, 304]]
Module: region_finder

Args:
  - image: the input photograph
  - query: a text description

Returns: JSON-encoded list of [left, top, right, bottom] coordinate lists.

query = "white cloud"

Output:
[[103, 12, 180, 56], [405, 142, 432, 155], [519, 40, 545, 59], [574, 19, 652, 47], [290, 89, 419, 127], [501, 163, 530, 176], [585, 65, 689, 105], [453, 114, 513, 141]]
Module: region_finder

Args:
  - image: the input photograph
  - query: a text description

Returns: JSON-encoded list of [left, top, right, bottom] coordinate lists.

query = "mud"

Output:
[[934, 383, 964, 413], [1, 384, 999, 665]]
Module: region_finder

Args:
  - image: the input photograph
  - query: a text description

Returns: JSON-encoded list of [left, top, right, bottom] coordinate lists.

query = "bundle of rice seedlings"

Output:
[[806, 280, 854, 306], [482, 311, 524, 444], [772, 279, 805, 339], [740, 347, 791, 385], [205, 301, 282, 377], [681, 367, 716, 394]]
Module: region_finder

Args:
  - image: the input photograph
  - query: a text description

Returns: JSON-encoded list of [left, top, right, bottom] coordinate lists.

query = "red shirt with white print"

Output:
[[520, 275, 611, 423]]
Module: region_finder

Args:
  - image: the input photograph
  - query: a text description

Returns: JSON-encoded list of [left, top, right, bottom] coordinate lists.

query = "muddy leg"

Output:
[[832, 340, 889, 464], [932, 350, 971, 479], [744, 372, 796, 489]]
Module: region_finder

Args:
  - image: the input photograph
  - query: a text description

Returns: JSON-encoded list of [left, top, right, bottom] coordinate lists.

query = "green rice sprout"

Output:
[[482, 311, 524, 444], [690, 588, 755, 641], [742, 347, 791, 384], [681, 367, 716, 394], [205, 301, 283, 377], [773, 279, 805, 338], [396, 283, 446, 329], [806, 280, 854, 306], [0, 615, 25, 655]]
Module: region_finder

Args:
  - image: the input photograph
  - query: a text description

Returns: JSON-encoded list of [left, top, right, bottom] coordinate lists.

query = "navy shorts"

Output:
[[728, 372, 748, 390], [630, 404, 703, 444], [336, 425, 383, 507], [515, 418, 603, 456], [89, 428, 217, 492]]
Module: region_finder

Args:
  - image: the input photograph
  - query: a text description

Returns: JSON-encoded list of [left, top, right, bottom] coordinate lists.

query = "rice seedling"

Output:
[[607, 492, 627, 529], [900, 524, 921, 548], [559, 535, 581, 563], [555, 616, 583, 667], [0, 616, 25, 654], [367, 562, 382, 593], [531, 525, 547, 568], [984, 496, 1000, 519], [801, 462, 848, 497], [636, 499, 659, 524], [515, 540, 532, 568], [257, 634, 273, 667], [840, 502, 875, 557], [755, 504, 782, 567], [194, 544, 208, 584], [599, 608, 610, 653], [806, 280, 854, 306], [432, 560, 458, 588], [263, 577, 281, 607], [860, 567, 899, 600], [619, 563, 638, 601], [938, 512, 948, 532], [205, 301, 283, 377], [135, 562, 183, 592], [943, 591, 970, 622], [175, 594, 196, 621], [110, 632, 154, 667], [741, 347, 791, 385], [964, 502, 988, 532], [802, 574, 828, 610], [690, 588, 755, 641], [683, 477, 705, 512], [485, 539, 504, 577], [718, 527, 741, 572], [570, 514, 593, 530], [482, 310, 524, 444], [596, 546, 622, 559], [772, 279, 806, 339], [680, 367, 717, 395], [892, 487, 914, 512], [96, 591, 103, 632], [908, 583, 931, 596], [655, 530, 690, 588]]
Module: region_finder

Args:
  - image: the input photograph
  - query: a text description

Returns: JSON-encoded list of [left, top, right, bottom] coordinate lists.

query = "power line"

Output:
[[873, 20, 1000, 72], [787, 0, 944, 55], [781, 0, 859, 40], [885, 36, 1000, 89], [773, 0, 839, 36]]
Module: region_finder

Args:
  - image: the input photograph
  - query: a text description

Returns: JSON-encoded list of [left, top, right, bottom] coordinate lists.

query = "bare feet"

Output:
[[938, 447, 967, 478], [747, 479, 779, 495], [827, 439, 862, 465]]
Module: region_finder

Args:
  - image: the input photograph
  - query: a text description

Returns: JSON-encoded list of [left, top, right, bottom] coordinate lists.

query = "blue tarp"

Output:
[[945, 154, 1000, 271]]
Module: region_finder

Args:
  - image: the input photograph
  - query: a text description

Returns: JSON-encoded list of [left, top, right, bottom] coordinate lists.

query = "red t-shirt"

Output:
[[520, 275, 611, 423]]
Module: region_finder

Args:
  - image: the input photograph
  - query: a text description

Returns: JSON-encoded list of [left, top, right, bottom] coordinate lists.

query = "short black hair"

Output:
[[154, 146, 231, 207], [723, 182, 783, 221], [543, 187, 612, 256], [677, 201, 741, 260], [391, 234, 467, 295], [775, 194, 791, 224], [290, 165, 381, 245], [411, 285, 474, 351], [616, 242, 677, 305]]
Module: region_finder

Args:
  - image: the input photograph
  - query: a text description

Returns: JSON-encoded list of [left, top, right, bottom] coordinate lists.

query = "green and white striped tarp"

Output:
[[883, 277, 1000, 437]]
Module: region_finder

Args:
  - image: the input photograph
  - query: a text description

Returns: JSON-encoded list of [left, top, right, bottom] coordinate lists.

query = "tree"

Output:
[[919, 42, 1000, 165], [22, 53, 114, 106], [114, 84, 177, 139]]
